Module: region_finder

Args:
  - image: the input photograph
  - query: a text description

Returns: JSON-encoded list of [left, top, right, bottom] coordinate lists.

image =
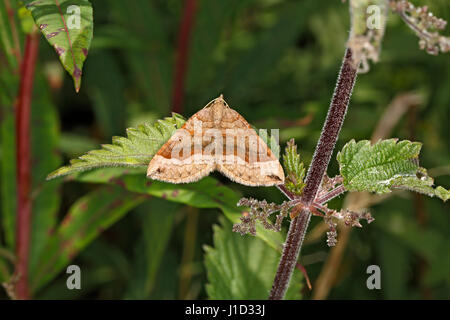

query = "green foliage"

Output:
[[204, 217, 303, 300], [221, 1, 319, 102], [31, 185, 146, 291], [84, 52, 127, 137], [0, 72, 18, 249], [79, 172, 243, 222], [0, 248, 14, 282], [18, 5, 34, 34], [375, 208, 450, 288], [337, 139, 449, 201], [282, 138, 306, 196], [47, 114, 186, 179], [389, 168, 449, 201], [29, 75, 63, 274], [375, 231, 410, 299], [124, 200, 178, 299], [0, 1, 19, 69], [24, 0, 93, 92], [0, 0, 449, 300], [73, 168, 283, 250]]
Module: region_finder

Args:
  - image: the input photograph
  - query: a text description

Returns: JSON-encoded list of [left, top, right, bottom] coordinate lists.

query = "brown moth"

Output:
[[147, 95, 285, 186]]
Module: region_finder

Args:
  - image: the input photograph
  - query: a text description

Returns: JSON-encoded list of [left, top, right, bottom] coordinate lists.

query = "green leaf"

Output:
[[0, 70, 18, 249], [337, 139, 449, 201], [31, 185, 146, 292], [435, 186, 450, 202], [376, 231, 410, 299], [389, 168, 449, 201], [18, 5, 35, 34], [29, 75, 62, 275], [124, 200, 178, 299], [78, 172, 244, 225], [0, 247, 14, 282], [282, 138, 306, 196], [73, 168, 285, 251], [376, 211, 450, 286], [0, 1, 20, 69], [204, 217, 303, 300], [24, 0, 93, 92], [46, 114, 186, 179]]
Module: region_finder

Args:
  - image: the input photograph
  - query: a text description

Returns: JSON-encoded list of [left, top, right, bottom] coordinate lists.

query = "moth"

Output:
[[147, 95, 285, 186]]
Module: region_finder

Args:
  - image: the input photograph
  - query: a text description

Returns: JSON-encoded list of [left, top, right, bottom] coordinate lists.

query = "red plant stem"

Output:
[[14, 32, 39, 300], [171, 0, 197, 114], [295, 262, 312, 290], [269, 48, 358, 300]]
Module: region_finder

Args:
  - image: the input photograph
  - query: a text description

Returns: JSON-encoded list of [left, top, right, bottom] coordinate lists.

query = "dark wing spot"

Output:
[[267, 174, 282, 181]]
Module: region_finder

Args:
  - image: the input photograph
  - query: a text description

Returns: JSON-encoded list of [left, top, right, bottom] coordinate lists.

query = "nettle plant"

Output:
[[45, 1, 448, 300], [1, 0, 448, 300]]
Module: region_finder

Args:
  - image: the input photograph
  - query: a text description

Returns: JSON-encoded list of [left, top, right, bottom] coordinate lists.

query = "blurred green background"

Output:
[[1, 0, 449, 299]]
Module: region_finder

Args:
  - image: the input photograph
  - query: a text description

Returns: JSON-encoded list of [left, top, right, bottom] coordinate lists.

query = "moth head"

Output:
[[204, 94, 228, 108], [209, 94, 228, 125], [213, 94, 228, 106]]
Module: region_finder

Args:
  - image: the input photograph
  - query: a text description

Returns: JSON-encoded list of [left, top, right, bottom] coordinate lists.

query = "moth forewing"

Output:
[[147, 95, 285, 186]]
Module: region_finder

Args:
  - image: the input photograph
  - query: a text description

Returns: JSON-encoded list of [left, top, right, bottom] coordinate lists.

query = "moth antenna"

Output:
[[203, 97, 218, 109], [203, 94, 227, 109], [217, 94, 229, 107]]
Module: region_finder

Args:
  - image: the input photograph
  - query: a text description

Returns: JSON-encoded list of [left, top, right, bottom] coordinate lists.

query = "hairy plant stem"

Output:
[[14, 32, 39, 300], [172, 0, 197, 114], [269, 48, 358, 300], [315, 185, 347, 205], [276, 184, 296, 200], [312, 91, 416, 299]]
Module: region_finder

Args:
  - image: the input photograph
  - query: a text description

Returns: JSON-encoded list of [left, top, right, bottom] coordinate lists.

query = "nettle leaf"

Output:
[[337, 139, 449, 201], [24, 0, 93, 92], [73, 168, 285, 251], [390, 168, 449, 202], [47, 114, 185, 179], [282, 138, 306, 196], [204, 217, 303, 300]]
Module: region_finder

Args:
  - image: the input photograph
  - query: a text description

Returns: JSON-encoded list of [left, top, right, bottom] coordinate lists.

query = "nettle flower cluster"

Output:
[[233, 139, 373, 247], [390, 0, 449, 55], [233, 138, 448, 247]]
